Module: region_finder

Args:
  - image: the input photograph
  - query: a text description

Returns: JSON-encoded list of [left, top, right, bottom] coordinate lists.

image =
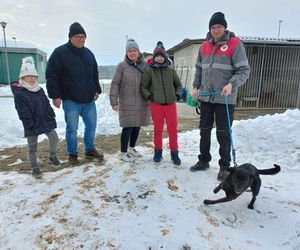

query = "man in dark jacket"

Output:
[[190, 12, 250, 180], [46, 22, 103, 165]]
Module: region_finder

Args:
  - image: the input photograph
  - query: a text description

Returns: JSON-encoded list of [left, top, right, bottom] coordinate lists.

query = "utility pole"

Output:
[[1, 21, 11, 84], [278, 20, 283, 37]]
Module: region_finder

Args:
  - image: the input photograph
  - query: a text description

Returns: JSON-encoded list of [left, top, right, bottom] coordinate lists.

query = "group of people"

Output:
[[11, 12, 250, 180], [110, 39, 182, 165]]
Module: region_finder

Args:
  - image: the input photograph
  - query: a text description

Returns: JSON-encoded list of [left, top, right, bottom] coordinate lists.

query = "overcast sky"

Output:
[[1, 0, 300, 65]]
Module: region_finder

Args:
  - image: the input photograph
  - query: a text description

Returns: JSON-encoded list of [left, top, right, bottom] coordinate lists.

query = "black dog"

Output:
[[203, 163, 281, 209]]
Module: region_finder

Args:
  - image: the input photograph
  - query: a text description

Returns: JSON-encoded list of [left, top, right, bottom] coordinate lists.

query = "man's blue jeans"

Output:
[[62, 100, 97, 156]]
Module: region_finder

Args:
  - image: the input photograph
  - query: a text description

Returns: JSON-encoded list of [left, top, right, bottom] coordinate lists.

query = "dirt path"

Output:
[[0, 110, 280, 173], [0, 132, 153, 173], [0, 118, 198, 173]]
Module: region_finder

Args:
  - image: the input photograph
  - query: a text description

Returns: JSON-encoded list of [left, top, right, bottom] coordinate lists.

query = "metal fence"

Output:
[[237, 45, 300, 109], [175, 66, 191, 89]]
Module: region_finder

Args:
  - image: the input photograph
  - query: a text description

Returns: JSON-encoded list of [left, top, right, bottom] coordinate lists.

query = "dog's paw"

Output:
[[203, 199, 211, 205], [247, 204, 254, 209], [213, 186, 221, 194]]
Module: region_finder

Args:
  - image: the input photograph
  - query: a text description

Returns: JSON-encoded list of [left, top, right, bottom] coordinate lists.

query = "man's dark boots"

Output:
[[190, 161, 210, 172]]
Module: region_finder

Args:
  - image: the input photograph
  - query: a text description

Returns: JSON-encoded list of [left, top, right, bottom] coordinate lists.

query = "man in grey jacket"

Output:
[[190, 12, 250, 180]]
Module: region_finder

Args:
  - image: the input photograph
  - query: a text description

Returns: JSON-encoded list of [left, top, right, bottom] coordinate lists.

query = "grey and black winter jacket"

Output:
[[193, 30, 250, 104]]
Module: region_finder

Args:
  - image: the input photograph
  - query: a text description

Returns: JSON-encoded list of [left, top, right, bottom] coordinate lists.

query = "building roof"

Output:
[[168, 36, 300, 54], [239, 36, 300, 45], [0, 47, 46, 57], [167, 38, 204, 54]]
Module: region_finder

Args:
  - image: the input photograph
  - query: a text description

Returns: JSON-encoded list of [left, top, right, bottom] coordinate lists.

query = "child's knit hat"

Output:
[[153, 41, 168, 60], [19, 57, 38, 78]]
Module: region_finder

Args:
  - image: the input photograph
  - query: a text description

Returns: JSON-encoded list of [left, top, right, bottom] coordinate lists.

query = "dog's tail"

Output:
[[258, 164, 281, 175]]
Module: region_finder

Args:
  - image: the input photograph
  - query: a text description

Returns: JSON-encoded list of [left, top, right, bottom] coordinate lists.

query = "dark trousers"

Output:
[[198, 101, 234, 168], [121, 127, 141, 153]]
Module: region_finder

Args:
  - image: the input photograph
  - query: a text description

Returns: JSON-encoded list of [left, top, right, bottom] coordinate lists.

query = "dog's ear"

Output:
[[227, 167, 236, 174]]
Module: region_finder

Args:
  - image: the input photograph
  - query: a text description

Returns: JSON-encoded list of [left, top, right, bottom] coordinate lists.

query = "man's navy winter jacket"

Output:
[[11, 82, 57, 137], [46, 41, 102, 104]]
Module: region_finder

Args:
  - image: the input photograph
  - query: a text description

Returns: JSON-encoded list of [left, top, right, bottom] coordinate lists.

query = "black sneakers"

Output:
[[190, 161, 210, 172], [190, 159, 230, 181], [32, 168, 42, 179], [49, 156, 61, 167]]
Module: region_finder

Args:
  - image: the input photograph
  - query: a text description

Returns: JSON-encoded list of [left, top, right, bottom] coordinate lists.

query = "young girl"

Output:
[[141, 41, 182, 165], [11, 57, 60, 178]]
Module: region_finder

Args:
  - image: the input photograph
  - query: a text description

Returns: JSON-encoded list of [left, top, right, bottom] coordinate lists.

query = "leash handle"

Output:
[[198, 91, 222, 97]]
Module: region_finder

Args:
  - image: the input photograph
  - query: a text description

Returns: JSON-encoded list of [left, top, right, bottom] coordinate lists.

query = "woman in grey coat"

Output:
[[110, 39, 150, 162]]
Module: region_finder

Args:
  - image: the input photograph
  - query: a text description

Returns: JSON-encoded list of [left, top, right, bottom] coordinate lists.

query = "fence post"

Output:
[[256, 44, 266, 108], [296, 80, 300, 108]]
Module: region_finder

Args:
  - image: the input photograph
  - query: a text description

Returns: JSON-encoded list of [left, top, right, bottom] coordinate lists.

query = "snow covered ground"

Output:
[[0, 84, 300, 249], [0, 82, 120, 149]]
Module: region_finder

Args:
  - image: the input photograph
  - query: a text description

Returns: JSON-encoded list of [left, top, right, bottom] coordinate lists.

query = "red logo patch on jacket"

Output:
[[201, 37, 241, 57]]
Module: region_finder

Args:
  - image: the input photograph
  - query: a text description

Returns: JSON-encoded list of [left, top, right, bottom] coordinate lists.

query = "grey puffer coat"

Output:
[[110, 55, 150, 128]]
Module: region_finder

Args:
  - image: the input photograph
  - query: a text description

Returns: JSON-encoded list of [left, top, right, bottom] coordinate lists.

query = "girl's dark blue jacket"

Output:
[[45, 41, 102, 104], [11, 82, 57, 137]]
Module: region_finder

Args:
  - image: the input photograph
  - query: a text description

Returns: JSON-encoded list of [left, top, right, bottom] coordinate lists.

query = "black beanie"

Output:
[[209, 12, 227, 30], [156, 41, 164, 49], [68, 22, 86, 38]]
